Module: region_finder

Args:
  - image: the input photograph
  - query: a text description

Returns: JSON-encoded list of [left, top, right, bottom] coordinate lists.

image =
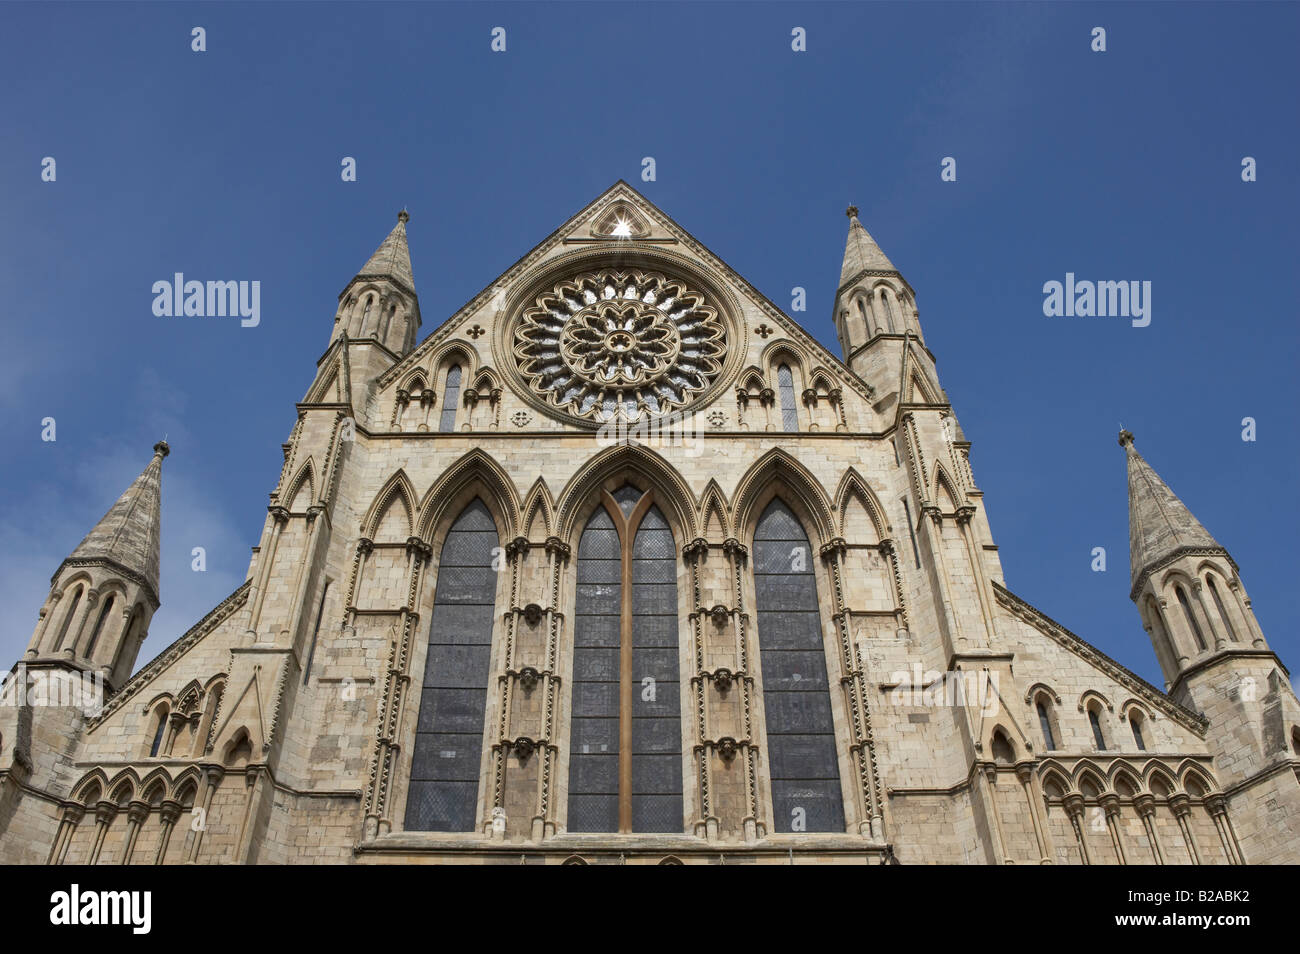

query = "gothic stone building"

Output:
[[2, 182, 1298, 865]]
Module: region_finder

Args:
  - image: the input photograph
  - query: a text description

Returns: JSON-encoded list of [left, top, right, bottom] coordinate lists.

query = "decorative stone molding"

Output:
[[511, 267, 727, 424]]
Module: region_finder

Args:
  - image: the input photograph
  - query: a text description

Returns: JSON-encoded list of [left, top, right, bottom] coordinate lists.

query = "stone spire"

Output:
[[1119, 430, 1224, 590], [61, 441, 168, 604], [353, 210, 416, 295], [839, 205, 898, 289]]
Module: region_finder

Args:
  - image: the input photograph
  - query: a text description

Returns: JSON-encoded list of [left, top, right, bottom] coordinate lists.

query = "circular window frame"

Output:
[[493, 246, 747, 430]]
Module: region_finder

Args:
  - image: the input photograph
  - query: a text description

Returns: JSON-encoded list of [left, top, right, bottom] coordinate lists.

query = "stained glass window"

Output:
[[405, 500, 498, 831], [777, 364, 799, 432], [439, 365, 462, 433], [568, 486, 683, 832], [753, 500, 844, 832]]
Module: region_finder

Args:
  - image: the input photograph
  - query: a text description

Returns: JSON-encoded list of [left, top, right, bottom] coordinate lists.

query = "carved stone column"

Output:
[[88, 800, 118, 865], [185, 765, 225, 863], [1100, 793, 1127, 865], [46, 803, 83, 864], [821, 537, 883, 839], [1169, 793, 1201, 863], [120, 800, 149, 864], [1064, 793, 1091, 865], [61, 589, 98, 657], [155, 800, 182, 864], [1016, 762, 1051, 864], [343, 537, 374, 630], [1206, 794, 1244, 864], [1134, 793, 1164, 864], [723, 537, 761, 841], [532, 536, 569, 839], [981, 763, 1011, 864], [364, 537, 428, 837]]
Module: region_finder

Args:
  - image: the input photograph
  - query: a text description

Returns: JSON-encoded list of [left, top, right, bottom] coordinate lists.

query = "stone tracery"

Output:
[[512, 268, 726, 423]]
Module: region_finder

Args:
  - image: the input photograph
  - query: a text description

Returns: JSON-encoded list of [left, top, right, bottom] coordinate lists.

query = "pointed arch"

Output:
[[169, 766, 203, 805], [751, 497, 846, 832], [1175, 761, 1217, 795], [932, 464, 963, 513], [1039, 763, 1072, 799], [471, 365, 500, 393], [140, 767, 171, 806], [107, 769, 141, 805], [1143, 762, 1179, 796], [363, 469, 418, 541], [698, 479, 730, 541], [415, 448, 520, 544], [732, 447, 835, 546], [305, 357, 342, 404], [520, 478, 555, 540], [989, 725, 1017, 764], [281, 458, 317, 512], [554, 443, 697, 544], [1108, 763, 1143, 794], [1074, 763, 1107, 798], [399, 368, 430, 395], [832, 468, 888, 542], [738, 366, 766, 394], [71, 769, 110, 804]]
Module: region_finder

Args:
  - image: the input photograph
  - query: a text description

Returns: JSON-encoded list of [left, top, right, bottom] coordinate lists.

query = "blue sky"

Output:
[[2, 2, 1296, 691]]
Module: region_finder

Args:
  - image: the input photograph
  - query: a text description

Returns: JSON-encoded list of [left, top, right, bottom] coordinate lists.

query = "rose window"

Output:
[[513, 268, 726, 422]]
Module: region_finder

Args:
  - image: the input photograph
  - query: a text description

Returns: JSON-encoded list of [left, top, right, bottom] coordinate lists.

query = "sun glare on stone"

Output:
[[611, 217, 633, 238]]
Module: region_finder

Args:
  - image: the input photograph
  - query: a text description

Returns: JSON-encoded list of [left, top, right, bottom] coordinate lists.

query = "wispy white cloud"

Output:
[[1, 374, 247, 676]]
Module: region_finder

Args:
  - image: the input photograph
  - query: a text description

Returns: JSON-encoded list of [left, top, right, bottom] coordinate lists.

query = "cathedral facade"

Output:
[[2, 182, 1297, 864]]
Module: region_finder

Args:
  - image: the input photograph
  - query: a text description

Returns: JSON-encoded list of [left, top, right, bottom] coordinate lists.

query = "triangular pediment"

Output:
[[375, 181, 875, 413]]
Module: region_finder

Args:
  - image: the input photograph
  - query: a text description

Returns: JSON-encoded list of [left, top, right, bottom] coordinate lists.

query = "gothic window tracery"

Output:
[[513, 268, 726, 424], [752, 500, 844, 832], [405, 500, 499, 832], [568, 484, 684, 833]]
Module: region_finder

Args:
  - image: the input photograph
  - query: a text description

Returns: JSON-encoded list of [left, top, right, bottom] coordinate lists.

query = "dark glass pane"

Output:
[[569, 508, 623, 831], [613, 484, 643, 516], [405, 780, 477, 832], [627, 506, 683, 831], [405, 501, 497, 832], [754, 500, 845, 833], [778, 365, 799, 432], [439, 365, 461, 432], [568, 793, 619, 833]]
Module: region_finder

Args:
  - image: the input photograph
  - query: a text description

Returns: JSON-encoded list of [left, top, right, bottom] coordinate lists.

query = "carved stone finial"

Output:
[[1118, 428, 1135, 449], [845, 205, 859, 220], [398, 210, 410, 225]]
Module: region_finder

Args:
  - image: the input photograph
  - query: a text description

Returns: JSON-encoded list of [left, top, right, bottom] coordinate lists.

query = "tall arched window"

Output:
[[148, 706, 168, 757], [1176, 585, 1206, 651], [439, 365, 462, 433], [405, 500, 499, 832], [776, 364, 799, 432], [83, 595, 115, 660], [753, 500, 844, 832], [52, 586, 83, 653], [1088, 706, 1107, 750], [1130, 712, 1147, 751], [1036, 698, 1058, 750], [568, 484, 683, 833], [360, 295, 372, 335], [880, 289, 896, 332], [1206, 576, 1237, 642]]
